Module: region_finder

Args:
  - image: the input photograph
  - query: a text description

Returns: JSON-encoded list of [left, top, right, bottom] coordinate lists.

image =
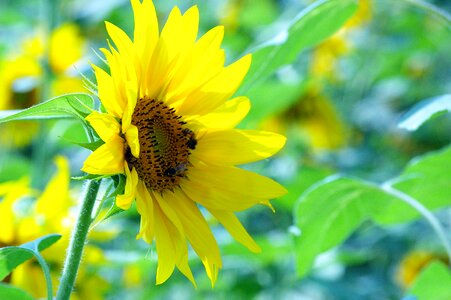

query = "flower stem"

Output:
[[381, 183, 451, 264], [56, 179, 101, 300]]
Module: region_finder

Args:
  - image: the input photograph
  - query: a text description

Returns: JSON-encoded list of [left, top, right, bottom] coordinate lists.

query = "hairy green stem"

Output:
[[56, 179, 101, 300]]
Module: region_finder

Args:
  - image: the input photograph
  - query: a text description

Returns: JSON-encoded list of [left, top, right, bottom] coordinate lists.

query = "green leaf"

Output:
[[293, 176, 395, 278], [375, 146, 451, 224], [241, 80, 305, 128], [408, 261, 451, 300], [72, 139, 104, 151], [0, 283, 33, 300], [0, 93, 94, 123], [278, 166, 333, 210], [91, 175, 126, 228], [0, 234, 61, 281], [399, 94, 451, 131], [238, 0, 358, 93], [100, 202, 125, 222]]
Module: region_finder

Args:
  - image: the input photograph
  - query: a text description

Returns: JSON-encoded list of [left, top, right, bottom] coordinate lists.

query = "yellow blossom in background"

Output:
[[81, 0, 287, 286], [0, 56, 41, 111], [0, 23, 87, 147], [262, 86, 347, 151], [123, 264, 145, 288], [310, 0, 372, 82], [265, 0, 371, 150], [396, 250, 449, 288], [49, 23, 86, 74], [0, 156, 111, 299], [48, 23, 87, 96], [345, 0, 372, 29], [220, 0, 242, 32], [310, 34, 349, 82], [295, 90, 347, 150], [0, 177, 34, 246]]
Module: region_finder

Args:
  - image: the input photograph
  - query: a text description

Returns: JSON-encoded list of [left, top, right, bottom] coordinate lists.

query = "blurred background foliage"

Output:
[[0, 0, 450, 299]]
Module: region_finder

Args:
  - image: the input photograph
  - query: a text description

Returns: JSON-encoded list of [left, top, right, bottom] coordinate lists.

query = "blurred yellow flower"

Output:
[[49, 23, 86, 74], [310, 34, 349, 82], [345, 0, 372, 29], [82, 0, 287, 286], [396, 250, 449, 288], [123, 264, 145, 288], [220, 0, 242, 32], [310, 0, 372, 82], [263, 86, 347, 150], [0, 156, 111, 299], [0, 23, 87, 147]]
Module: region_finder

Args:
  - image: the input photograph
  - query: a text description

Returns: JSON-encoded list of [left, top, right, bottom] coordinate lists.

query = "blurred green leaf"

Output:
[[0, 155, 31, 182], [294, 145, 451, 278], [241, 80, 304, 127], [238, 0, 358, 93], [407, 261, 451, 300], [240, 0, 279, 28], [0, 283, 33, 300], [399, 94, 451, 131], [375, 146, 451, 224], [293, 176, 395, 278], [0, 93, 94, 123], [278, 166, 333, 210], [0, 234, 61, 281]]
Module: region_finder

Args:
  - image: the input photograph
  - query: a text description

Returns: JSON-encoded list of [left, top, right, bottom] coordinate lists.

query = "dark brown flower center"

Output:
[[125, 97, 196, 192]]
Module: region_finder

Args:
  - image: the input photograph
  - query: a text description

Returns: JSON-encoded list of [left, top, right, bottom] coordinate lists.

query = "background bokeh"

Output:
[[0, 0, 450, 299]]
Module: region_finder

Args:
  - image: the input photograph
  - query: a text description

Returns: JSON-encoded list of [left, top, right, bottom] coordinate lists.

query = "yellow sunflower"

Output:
[[81, 0, 287, 286]]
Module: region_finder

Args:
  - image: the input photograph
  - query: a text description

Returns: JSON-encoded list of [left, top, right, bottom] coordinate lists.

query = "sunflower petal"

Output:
[[121, 82, 139, 133], [178, 54, 252, 116], [81, 136, 124, 175], [152, 192, 198, 286], [180, 177, 259, 211], [116, 163, 138, 210], [160, 6, 198, 62], [181, 163, 287, 211], [153, 203, 176, 284], [85, 111, 120, 142], [208, 209, 261, 253], [131, 0, 159, 68], [164, 190, 222, 286], [165, 15, 224, 104], [135, 180, 154, 243], [193, 129, 286, 165], [193, 96, 250, 129], [92, 64, 123, 118], [124, 124, 140, 158], [105, 21, 139, 75]]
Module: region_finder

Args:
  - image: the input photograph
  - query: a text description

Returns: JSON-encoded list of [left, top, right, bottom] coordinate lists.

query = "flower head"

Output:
[[82, 0, 287, 286]]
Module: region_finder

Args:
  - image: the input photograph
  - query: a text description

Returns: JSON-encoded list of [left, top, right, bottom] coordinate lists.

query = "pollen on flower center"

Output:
[[125, 96, 196, 192]]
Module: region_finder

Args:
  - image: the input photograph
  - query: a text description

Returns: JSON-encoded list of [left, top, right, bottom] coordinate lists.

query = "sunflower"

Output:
[[81, 0, 287, 286]]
